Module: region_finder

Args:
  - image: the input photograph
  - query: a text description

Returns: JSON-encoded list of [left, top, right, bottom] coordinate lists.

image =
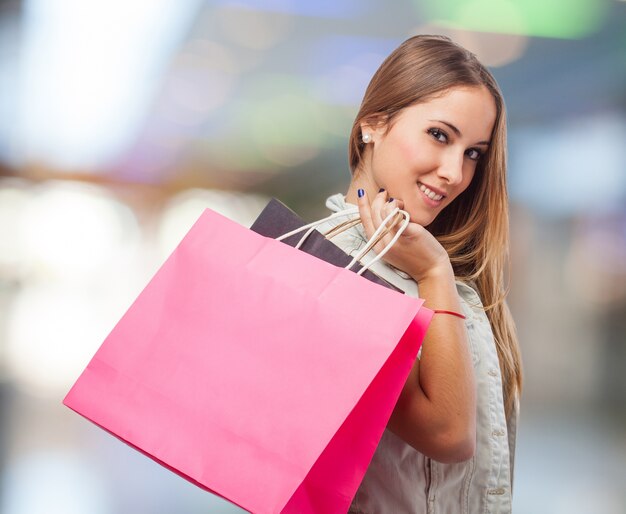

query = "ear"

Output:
[[360, 114, 388, 144]]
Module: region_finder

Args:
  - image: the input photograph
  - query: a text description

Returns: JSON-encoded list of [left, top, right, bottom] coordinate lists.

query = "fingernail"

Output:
[[387, 197, 394, 202], [378, 188, 385, 193], [357, 188, 365, 198]]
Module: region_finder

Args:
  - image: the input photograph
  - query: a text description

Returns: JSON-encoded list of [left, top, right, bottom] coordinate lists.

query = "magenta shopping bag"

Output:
[[63, 207, 433, 514]]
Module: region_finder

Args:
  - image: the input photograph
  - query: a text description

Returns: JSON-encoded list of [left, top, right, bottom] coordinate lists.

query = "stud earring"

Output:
[[362, 133, 372, 144]]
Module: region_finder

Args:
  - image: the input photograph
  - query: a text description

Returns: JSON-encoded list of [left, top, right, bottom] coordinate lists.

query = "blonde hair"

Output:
[[349, 34, 522, 418]]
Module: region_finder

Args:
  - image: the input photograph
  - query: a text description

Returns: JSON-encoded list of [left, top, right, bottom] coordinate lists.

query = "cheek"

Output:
[[373, 136, 421, 179], [397, 137, 419, 162]]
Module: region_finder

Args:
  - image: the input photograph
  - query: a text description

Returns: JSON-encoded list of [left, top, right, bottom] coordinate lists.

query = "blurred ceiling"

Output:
[[0, 0, 625, 198]]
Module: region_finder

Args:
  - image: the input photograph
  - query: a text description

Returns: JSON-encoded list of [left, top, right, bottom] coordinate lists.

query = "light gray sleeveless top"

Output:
[[316, 194, 518, 514]]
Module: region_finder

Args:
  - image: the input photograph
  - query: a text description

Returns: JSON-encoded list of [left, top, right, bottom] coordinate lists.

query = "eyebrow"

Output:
[[429, 119, 491, 146]]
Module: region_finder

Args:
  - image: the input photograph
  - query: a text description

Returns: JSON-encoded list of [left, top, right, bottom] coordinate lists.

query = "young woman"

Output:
[[315, 35, 522, 513]]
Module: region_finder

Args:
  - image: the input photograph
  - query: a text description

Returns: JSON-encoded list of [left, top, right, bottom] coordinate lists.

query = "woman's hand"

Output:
[[356, 188, 450, 282]]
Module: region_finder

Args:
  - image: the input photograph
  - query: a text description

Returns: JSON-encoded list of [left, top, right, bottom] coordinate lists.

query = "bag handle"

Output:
[[277, 207, 360, 250], [350, 209, 410, 275], [276, 207, 410, 276], [322, 216, 362, 240]]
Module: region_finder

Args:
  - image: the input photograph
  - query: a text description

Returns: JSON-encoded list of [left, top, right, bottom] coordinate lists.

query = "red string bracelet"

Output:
[[433, 309, 466, 320]]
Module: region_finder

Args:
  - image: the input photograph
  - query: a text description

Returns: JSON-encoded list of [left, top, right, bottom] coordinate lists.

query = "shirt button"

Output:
[[492, 428, 506, 437], [488, 487, 506, 495], [488, 369, 499, 377]]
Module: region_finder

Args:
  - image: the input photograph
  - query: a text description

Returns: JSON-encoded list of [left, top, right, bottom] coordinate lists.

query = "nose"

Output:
[[437, 152, 465, 186]]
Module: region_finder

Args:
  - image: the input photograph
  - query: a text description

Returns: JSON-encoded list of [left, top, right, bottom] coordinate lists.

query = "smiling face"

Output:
[[352, 86, 497, 226]]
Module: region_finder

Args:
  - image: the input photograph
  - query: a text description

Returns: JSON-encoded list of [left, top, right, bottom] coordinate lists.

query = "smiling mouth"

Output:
[[418, 182, 445, 202]]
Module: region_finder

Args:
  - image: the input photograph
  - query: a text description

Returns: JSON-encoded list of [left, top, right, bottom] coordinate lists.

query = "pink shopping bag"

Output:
[[63, 207, 433, 514]]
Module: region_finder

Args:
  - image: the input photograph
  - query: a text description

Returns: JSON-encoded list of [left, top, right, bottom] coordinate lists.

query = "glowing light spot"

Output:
[[157, 189, 269, 259], [2, 451, 109, 514], [19, 181, 139, 281], [418, 0, 608, 39], [246, 76, 328, 167]]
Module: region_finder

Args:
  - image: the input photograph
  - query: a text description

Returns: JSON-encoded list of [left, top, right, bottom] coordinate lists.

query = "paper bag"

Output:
[[64, 207, 433, 513]]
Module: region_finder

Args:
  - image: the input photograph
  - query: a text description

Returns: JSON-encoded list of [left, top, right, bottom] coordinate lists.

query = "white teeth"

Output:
[[418, 183, 443, 201]]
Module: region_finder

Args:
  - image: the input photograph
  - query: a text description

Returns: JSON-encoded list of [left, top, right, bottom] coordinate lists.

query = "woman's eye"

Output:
[[428, 128, 447, 143], [466, 148, 483, 161]]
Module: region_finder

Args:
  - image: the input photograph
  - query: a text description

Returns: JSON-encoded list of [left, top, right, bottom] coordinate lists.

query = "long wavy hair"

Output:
[[349, 34, 522, 418]]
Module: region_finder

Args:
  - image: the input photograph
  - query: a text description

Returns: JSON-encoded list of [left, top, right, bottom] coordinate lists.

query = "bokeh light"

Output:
[[157, 188, 269, 259], [19, 181, 139, 281], [509, 114, 626, 216], [11, 0, 202, 169], [418, 0, 610, 39], [2, 451, 110, 514]]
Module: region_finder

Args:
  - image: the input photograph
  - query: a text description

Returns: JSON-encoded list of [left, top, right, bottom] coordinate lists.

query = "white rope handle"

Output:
[[345, 208, 399, 271], [275, 206, 411, 275], [351, 208, 410, 275], [276, 207, 360, 248]]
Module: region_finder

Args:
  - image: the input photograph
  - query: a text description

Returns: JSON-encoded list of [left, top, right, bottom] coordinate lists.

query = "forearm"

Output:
[[418, 264, 476, 423], [388, 263, 476, 462]]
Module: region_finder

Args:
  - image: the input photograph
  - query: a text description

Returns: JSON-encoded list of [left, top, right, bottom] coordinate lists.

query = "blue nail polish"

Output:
[[388, 197, 394, 202], [378, 188, 385, 193], [357, 188, 365, 198]]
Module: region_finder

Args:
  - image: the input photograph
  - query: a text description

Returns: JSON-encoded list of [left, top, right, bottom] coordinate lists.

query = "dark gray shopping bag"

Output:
[[250, 198, 403, 293]]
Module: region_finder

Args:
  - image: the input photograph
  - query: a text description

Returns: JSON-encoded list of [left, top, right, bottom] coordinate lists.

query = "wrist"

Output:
[[415, 261, 454, 283]]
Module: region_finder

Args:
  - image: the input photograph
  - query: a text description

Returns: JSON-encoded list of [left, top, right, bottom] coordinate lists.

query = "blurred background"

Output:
[[1, 0, 625, 512]]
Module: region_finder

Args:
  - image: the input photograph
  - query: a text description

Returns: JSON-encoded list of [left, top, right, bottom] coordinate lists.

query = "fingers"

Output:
[[383, 198, 405, 232], [371, 189, 391, 232], [357, 188, 400, 252], [356, 189, 376, 240]]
